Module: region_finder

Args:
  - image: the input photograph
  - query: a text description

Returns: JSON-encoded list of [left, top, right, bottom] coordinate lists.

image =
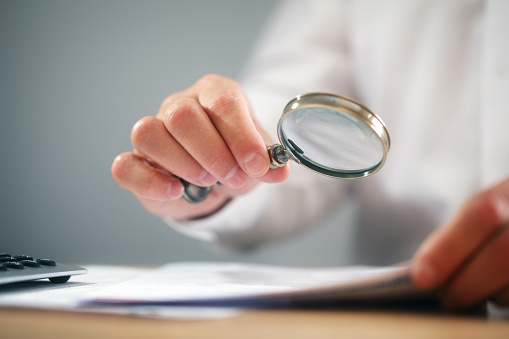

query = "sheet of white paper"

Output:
[[0, 265, 239, 319], [86, 262, 430, 305]]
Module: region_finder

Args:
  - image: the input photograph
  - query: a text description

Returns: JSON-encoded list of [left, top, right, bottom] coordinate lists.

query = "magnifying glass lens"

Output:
[[280, 106, 385, 175]]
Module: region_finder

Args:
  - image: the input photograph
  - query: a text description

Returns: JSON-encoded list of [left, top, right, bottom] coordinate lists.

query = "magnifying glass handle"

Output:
[[268, 144, 290, 168], [180, 178, 214, 204], [180, 145, 290, 204]]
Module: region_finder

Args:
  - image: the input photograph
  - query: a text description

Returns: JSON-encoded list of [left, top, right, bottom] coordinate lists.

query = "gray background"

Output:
[[0, 0, 354, 267]]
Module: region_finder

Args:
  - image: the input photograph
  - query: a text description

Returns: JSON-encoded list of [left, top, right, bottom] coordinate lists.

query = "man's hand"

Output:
[[111, 74, 290, 220], [412, 178, 509, 309]]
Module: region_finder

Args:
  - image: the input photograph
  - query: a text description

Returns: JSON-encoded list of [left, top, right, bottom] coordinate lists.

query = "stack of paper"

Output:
[[85, 262, 434, 306], [0, 262, 436, 319]]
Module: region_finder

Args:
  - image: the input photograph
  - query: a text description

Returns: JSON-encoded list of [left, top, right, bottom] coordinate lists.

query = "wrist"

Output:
[[186, 197, 233, 221]]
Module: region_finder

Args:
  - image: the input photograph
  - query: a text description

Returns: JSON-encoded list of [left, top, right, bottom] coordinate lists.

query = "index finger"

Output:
[[193, 74, 271, 178]]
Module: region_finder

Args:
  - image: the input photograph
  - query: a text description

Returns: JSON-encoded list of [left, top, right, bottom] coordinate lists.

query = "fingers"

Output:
[[131, 115, 217, 188], [162, 95, 248, 188], [114, 74, 291, 220], [258, 165, 291, 183], [411, 178, 509, 309], [111, 152, 183, 200], [439, 226, 509, 309], [158, 74, 289, 188], [195, 75, 270, 178], [112, 152, 236, 219], [412, 179, 509, 289], [251, 115, 291, 183]]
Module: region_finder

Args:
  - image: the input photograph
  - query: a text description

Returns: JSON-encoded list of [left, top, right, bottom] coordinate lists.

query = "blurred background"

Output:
[[0, 0, 355, 267]]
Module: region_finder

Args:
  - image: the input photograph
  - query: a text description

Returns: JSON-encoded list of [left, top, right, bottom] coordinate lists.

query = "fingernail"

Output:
[[413, 262, 437, 289], [244, 152, 267, 176], [200, 169, 217, 186], [166, 182, 183, 199], [224, 165, 247, 188]]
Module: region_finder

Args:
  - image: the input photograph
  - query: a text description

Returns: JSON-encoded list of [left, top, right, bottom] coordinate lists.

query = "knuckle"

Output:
[[164, 97, 201, 131], [158, 91, 188, 116], [160, 92, 179, 109], [231, 127, 252, 144], [206, 89, 242, 118], [144, 170, 167, 197], [131, 116, 160, 150], [205, 148, 232, 174], [197, 73, 232, 87]]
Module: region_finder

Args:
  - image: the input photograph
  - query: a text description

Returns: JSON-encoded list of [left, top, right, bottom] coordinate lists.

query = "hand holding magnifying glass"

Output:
[[181, 93, 390, 203]]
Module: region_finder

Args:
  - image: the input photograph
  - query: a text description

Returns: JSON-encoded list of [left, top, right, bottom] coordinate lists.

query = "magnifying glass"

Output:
[[181, 93, 390, 203]]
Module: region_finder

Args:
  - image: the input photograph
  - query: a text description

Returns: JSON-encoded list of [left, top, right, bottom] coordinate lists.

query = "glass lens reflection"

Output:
[[280, 106, 384, 171]]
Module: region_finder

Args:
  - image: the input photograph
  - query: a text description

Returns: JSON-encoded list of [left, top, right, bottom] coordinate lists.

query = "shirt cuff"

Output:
[[164, 183, 271, 245]]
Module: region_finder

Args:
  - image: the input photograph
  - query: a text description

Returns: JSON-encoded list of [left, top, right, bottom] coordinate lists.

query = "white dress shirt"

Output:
[[167, 0, 509, 265]]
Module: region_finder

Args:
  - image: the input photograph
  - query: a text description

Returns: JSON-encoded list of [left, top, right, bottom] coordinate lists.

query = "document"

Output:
[[0, 262, 437, 319], [4, 262, 509, 318], [85, 262, 435, 307], [0, 265, 239, 319]]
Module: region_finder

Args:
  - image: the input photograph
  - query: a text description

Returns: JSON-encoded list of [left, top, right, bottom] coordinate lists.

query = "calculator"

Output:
[[0, 253, 87, 285]]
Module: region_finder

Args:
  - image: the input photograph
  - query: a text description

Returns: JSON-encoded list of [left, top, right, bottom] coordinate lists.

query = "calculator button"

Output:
[[49, 276, 71, 284], [37, 259, 56, 266], [0, 257, 15, 262], [13, 255, 34, 261], [5, 261, 24, 269], [20, 260, 41, 268], [0, 253, 11, 258]]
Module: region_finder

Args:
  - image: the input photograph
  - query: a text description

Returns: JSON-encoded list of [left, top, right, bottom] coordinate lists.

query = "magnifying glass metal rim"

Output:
[[276, 92, 391, 179]]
